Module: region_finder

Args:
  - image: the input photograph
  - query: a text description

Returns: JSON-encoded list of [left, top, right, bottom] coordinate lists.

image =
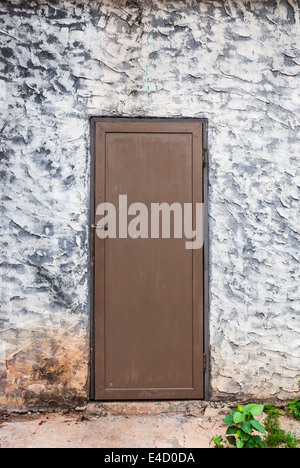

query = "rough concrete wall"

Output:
[[0, 0, 299, 409]]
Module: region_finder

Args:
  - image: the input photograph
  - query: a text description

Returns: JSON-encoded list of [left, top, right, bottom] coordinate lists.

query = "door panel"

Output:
[[93, 120, 204, 400]]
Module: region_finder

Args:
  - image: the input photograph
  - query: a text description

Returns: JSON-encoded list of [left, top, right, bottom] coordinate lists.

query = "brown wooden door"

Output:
[[93, 120, 204, 400]]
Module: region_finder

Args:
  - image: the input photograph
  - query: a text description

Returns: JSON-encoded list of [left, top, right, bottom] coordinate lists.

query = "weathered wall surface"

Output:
[[0, 0, 299, 409]]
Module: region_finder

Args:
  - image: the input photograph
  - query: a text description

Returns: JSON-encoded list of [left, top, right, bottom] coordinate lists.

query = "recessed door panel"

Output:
[[93, 120, 204, 400]]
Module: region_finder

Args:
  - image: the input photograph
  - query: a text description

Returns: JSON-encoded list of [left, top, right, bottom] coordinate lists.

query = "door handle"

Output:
[[91, 224, 108, 231]]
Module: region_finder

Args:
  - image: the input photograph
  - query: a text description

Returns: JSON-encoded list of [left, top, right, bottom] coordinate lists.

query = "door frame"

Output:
[[89, 117, 210, 400]]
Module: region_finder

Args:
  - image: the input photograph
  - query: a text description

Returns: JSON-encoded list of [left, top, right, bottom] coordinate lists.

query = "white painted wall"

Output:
[[0, 0, 299, 408]]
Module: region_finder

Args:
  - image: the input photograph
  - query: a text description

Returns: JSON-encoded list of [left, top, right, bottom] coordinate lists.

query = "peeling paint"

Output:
[[0, 0, 299, 409]]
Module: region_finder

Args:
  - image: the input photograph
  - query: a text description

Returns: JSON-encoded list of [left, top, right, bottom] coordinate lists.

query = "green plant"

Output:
[[210, 435, 225, 448], [263, 404, 299, 448], [287, 398, 300, 421], [210, 404, 266, 448]]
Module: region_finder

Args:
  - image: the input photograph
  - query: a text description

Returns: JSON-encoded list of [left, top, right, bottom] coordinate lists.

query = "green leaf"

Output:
[[226, 435, 236, 446], [236, 440, 244, 448], [246, 439, 255, 448], [243, 404, 256, 412], [253, 435, 263, 447], [237, 404, 244, 413], [288, 398, 298, 406], [226, 425, 238, 435], [250, 419, 266, 434], [239, 430, 250, 442], [241, 421, 252, 433], [224, 414, 234, 425], [248, 404, 264, 417], [210, 435, 223, 447], [233, 411, 246, 424]]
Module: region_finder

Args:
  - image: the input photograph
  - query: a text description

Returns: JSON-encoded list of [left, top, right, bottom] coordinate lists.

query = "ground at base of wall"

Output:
[[0, 402, 299, 448]]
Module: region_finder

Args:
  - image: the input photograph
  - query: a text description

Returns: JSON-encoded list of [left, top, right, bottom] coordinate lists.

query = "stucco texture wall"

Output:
[[0, 0, 299, 410]]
